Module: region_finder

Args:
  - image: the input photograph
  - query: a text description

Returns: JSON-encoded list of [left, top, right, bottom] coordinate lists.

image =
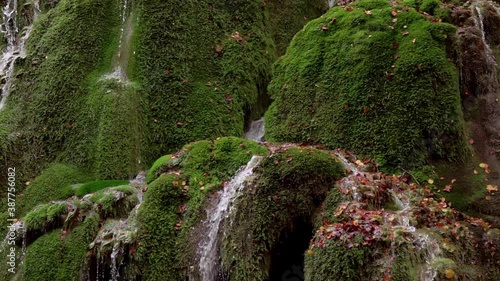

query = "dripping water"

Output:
[[474, 5, 496, 67], [197, 155, 262, 281], [103, 0, 133, 82], [244, 117, 265, 142], [0, 0, 40, 110]]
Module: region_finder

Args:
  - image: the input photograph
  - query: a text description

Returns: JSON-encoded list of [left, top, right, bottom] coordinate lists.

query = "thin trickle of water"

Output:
[[474, 5, 497, 66], [328, 0, 337, 7], [333, 150, 364, 201], [198, 155, 262, 281], [103, 0, 133, 82], [244, 118, 265, 142], [0, 0, 40, 110], [391, 192, 440, 281], [110, 242, 123, 281]]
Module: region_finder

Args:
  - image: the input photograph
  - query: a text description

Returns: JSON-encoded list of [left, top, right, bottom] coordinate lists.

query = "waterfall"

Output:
[[197, 155, 262, 281], [244, 117, 265, 142], [474, 6, 496, 67], [391, 191, 441, 281], [333, 150, 364, 201], [0, 0, 40, 110], [328, 0, 337, 7], [104, 0, 133, 82]]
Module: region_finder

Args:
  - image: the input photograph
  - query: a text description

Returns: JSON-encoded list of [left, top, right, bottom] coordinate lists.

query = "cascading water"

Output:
[[391, 191, 441, 281], [197, 155, 262, 281], [104, 0, 133, 82], [333, 150, 364, 201], [243, 117, 265, 142], [0, 0, 40, 110], [328, 0, 337, 7], [473, 5, 496, 67]]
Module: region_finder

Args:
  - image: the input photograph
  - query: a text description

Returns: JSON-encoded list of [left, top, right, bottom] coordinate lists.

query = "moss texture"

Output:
[[219, 147, 344, 280], [136, 137, 268, 280], [266, 0, 469, 168], [4, 0, 122, 179], [21, 214, 99, 281], [131, 0, 277, 165], [16, 163, 91, 217]]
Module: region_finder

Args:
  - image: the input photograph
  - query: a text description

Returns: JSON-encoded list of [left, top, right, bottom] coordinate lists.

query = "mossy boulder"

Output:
[[266, 0, 469, 168]]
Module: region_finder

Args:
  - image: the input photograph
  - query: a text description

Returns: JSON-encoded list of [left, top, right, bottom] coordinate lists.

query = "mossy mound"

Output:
[[136, 137, 268, 280], [215, 146, 345, 280], [266, 0, 469, 168]]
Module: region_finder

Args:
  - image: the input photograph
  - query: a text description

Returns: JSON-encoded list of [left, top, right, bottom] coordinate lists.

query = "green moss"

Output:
[[219, 147, 344, 280], [135, 174, 184, 281], [24, 203, 67, 231], [305, 239, 372, 281], [131, 0, 276, 164], [266, 0, 469, 169], [4, 0, 125, 179], [268, 0, 327, 55], [419, 0, 442, 15], [146, 154, 172, 183], [17, 163, 91, 217], [74, 180, 130, 197], [22, 214, 99, 281]]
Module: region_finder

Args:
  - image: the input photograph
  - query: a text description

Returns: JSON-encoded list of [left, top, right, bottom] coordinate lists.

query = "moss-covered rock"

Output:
[[266, 0, 469, 168], [215, 146, 345, 280]]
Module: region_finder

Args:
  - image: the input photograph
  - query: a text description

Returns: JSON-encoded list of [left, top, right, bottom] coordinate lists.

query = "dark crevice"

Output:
[[268, 218, 313, 281]]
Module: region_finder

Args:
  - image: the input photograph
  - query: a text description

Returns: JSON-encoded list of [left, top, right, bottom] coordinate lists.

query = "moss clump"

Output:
[[17, 163, 91, 217], [21, 214, 99, 281], [268, 0, 328, 55], [24, 203, 67, 231], [266, 0, 468, 169], [135, 174, 185, 281], [138, 137, 268, 280], [131, 0, 276, 164], [3, 0, 123, 178], [74, 180, 130, 197], [219, 147, 344, 280]]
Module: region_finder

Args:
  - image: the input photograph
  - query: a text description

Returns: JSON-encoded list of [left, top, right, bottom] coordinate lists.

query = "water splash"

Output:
[[0, 0, 40, 110], [244, 117, 265, 142], [198, 155, 262, 281]]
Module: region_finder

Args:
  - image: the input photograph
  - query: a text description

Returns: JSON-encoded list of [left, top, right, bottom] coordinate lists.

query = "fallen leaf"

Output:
[[392, 18, 398, 23], [391, 10, 398, 17], [176, 121, 183, 127], [473, 169, 479, 174], [445, 269, 455, 279], [486, 195, 492, 201], [486, 185, 498, 192], [412, 38, 416, 44], [427, 179, 434, 184], [321, 24, 328, 31], [364, 10, 372, 15], [479, 163, 489, 169], [402, 31, 409, 36], [469, 138, 475, 144], [443, 185, 453, 192], [451, 179, 456, 184]]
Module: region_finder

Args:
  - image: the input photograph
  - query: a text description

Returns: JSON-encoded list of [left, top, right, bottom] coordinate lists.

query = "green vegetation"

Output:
[[74, 180, 130, 197], [21, 214, 99, 281], [17, 163, 91, 217], [131, 0, 276, 165], [220, 147, 344, 280], [137, 137, 268, 280], [23, 202, 67, 231], [266, 0, 469, 169]]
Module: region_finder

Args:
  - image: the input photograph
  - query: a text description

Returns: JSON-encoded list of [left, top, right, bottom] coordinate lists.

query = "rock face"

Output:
[[265, 0, 469, 168]]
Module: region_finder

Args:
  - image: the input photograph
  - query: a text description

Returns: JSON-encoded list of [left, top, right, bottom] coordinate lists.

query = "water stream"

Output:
[[0, 0, 40, 110], [197, 155, 262, 281], [243, 117, 265, 142], [103, 0, 133, 82], [474, 5, 496, 67]]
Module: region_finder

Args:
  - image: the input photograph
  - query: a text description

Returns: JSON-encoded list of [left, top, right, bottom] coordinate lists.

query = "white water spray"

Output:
[[197, 155, 262, 281], [0, 0, 40, 110], [244, 117, 265, 142]]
